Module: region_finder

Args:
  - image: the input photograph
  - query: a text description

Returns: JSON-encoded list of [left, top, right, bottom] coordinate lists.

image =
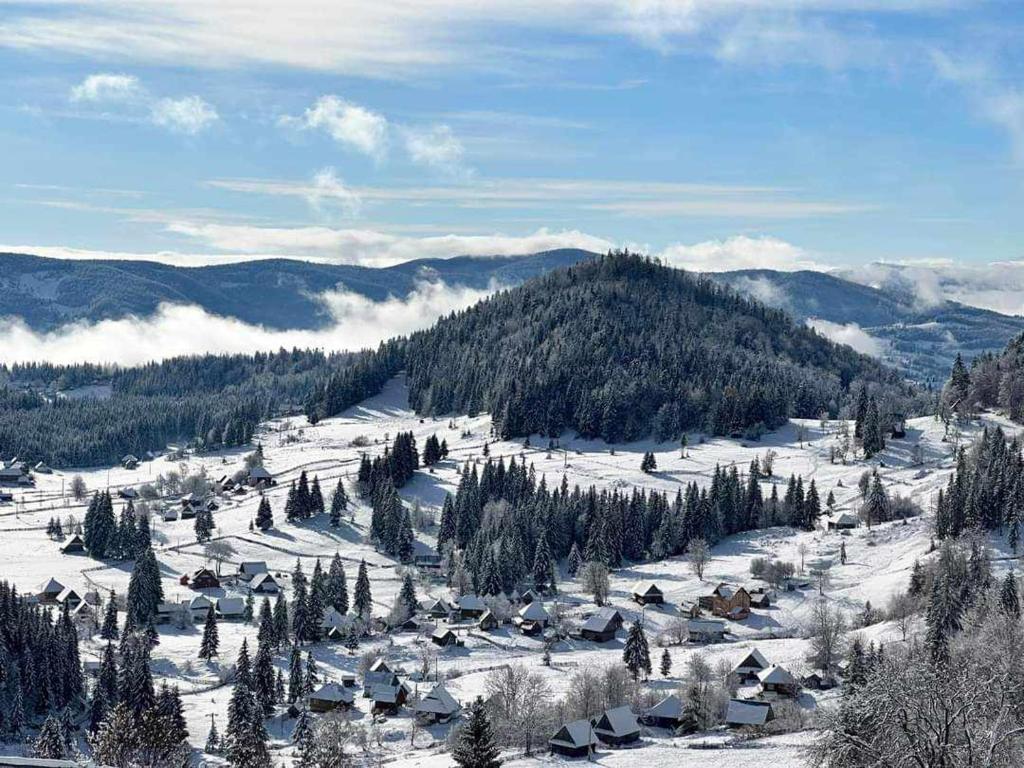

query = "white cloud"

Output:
[[657, 235, 825, 272], [70, 73, 143, 103], [288, 95, 390, 159], [806, 318, 885, 356], [403, 124, 467, 173], [150, 95, 219, 134], [0, 280, 496, 365]]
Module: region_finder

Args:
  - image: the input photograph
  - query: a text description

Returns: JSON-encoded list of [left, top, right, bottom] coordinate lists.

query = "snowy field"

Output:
[[0, 374, 1018, 766]]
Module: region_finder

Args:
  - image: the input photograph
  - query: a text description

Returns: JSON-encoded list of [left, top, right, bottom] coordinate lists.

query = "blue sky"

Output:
[[1, 0, 1023, 271]]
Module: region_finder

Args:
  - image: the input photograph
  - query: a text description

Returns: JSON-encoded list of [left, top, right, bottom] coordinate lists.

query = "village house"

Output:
[[117, 487, 138, 501], [828, 513, 860, 531], [413, 551, 443, 571], [121, 455, 139, 470], [701, 583, 752, 619], [687, 618, 726, 644], [309, 682, 354, 713], [593, 706, 641, 746], [757, 664, 801, 697], [725, 699, 775, 728], [215, 597, 247, 620], [0, 490, 13, 503], [577, 607, 623, 643], [183, 567, 221, 590], [477, 610, 499, 631], [425, 597, 452, 619], [237, 561, 269, 581], [431, 626, 458, 647], [549, 720, 597, 758], [186, 595, 213, 622], [249, 572, 280, 594], [413, 683, 460, 724], [731, 648, 770, 683], [0, 466, 31, 486], [514, 601, 550, 635], [518, 588, 542, 605], [643, 694, 687, 729], [37, 578, 65, 603], [631, 581, 665, 605], [55, 586, 82, 610], [453, 594, 487, 620], [247, 467, 274, 488]]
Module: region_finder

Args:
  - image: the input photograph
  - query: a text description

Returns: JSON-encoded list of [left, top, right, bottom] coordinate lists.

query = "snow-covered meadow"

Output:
[[1, 374, 1016, 766]]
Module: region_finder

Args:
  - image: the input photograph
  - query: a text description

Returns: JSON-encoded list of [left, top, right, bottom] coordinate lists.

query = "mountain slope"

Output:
[[395, 253, 921, 442], [0, 249, 596, 331], [714, 269, 1024, 384]]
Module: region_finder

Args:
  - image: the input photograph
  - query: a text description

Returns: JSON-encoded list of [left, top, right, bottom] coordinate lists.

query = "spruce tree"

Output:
[[194, 506, 214, 543], [310, 476, 325, 516], [205, 717, 221, 754], [622, 622, 652, 681], [399, 572, 418, 618], [531, 532, 554, 593], [1000, 571, 1020, 619], [326, 553, 349, 614], [330, 479, 348, 527], [453, 697, 501, 768], [34, 714, 67, 759], [273, 593, 290, 646], [199, 607, 219, 660], [354, 560, 373, 618], [660, 648, 672, 678], [288, 645, 303, 704], [253, 639, 276, 717], [302, 652, 319, 698], [254, 496, 273, 531], [567, 542, 583, 577], [100, 591, 119, 640]]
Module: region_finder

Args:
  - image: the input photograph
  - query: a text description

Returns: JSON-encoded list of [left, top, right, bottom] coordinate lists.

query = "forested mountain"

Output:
[[714, 269, 1024, 385], [0, 249, 594, 331], [396, 253, 924, 442], [950, 332, 1024, 422]]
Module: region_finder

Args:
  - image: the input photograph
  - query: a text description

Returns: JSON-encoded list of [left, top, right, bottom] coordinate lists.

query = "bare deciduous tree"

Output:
[[806, 599, 847, 672], [578, 561, 610, 606], [687, 538, 712, 580]]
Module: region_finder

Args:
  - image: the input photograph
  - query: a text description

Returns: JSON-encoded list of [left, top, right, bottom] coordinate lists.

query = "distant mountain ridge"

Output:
[[0, 249, 596, 332], [712, 269, 1024, 384]]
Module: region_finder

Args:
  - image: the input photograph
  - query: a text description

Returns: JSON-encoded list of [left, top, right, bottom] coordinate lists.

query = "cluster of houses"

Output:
[[306, 658, 460, 724], [0, 459, 34, 487], [33, 577, 98, 625]]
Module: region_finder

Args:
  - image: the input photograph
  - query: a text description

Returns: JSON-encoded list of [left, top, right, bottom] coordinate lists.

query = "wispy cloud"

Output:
[[402, 124, 467, 175], [806, 318, 885, 356], [283, 95, 390, 159], [67, 72, 218, 135], [658, 235, 826, 272]]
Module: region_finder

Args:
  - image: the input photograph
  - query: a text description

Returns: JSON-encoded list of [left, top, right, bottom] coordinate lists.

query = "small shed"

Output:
[[725, 698, 775, 728], [454, 594, 487, 619], [515, 601, 550, 635], [593, 706, 640, 746], [631, 581, 665, 605], [38, 578, 66, 603], [248, 467, 273, 487], [60, 535, 86, 555], [579, 612, 618, 643], [309, 682, 354, 713], [549, 720, 597, 758], [121, 455, 139, 470], [215, 597, 246, 620], [369, 684, 407, 715], [189, 567, 221, 590]]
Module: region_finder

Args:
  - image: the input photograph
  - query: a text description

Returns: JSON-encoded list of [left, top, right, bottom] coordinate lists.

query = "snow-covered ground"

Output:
[[1, 374, 1018, 766]]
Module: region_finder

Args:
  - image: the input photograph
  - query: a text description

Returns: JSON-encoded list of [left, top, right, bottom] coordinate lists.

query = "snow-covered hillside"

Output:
[[1, 375, 1017, 766]]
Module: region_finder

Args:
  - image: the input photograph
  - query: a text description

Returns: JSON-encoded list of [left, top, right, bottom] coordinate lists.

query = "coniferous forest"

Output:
[[401, 253, 926, 442]]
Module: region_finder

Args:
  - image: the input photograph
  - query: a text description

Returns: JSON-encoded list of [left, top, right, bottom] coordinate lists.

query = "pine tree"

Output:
[[330, 479, 348, 527], [285, 481, 300, 522], [292, 707, 314, 758], [288, 645, 303, 703], [398, 572, 418, 618], [567, 542, 583, 577], [622, 622, 652, 681], [909, 559, 926, 596], [354, 560, 373, 618], [34, 714, 67, 759], [126, 545, 164, 629], [90, 702, 138, 767], [273, 592, 290, 645], [253, 639, 276, 717], [205, 717, 221, 754], [326, 553, 349, 614], [310, 476, 325, 516], [660, 648, 672, 678], [100, 591, 119, 640], [1000, 571, 1020, 619], [453, 697, 501, 768], [254, 496, 273, 531], [302, 652, 319, 698], [194, 506, 214, 543], [532, 531, 554, 593], [199, 607, 219, 660], [257, 598, 276, 648], [225, 639, 270, 767]]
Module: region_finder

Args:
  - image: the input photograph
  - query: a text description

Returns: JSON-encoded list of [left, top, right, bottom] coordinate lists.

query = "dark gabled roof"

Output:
[[414, 684, 459, 715], [550, 720, 597, 749], [647, 694, 683, 721], [726, 698, 774, 726], [311, 682, 354, 704], [631, 581, 663, 596], [594, 706, 639, 738], [581, 613, 617, 633]]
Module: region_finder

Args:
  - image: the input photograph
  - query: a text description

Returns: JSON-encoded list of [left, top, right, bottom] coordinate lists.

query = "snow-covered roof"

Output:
[[56, 586, 81, 603], [631, 581, 662, 596], [758, 664, 798, 686], [248, 467, 272, 479], [311, 682, 354, 704], [370, 685, 400, 703], [369, 658, 392, 674], [518, 601, 549, 622], [647, 694, 683, 720], [594, 706, 639, 738], [688, 618, 726, 633], [38, 577, 64, 594], [188, 595, 213, 610], [321, 607, 345, 629], [834, 513, 860, 526], [456, 594, 485, 611], [733, 648, 769, 673], [415, 684, 459, 715], [364, 669, 399, 689], [551, 720, 598, 749], [239, 561, 268, 575], [426, 597, 451, 612], [432, 626, 456, 640], [726, 699, 773, 726], [581, 613, 617, 633], [215, 597, 245, 615], [250, 573, 279, 590]]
